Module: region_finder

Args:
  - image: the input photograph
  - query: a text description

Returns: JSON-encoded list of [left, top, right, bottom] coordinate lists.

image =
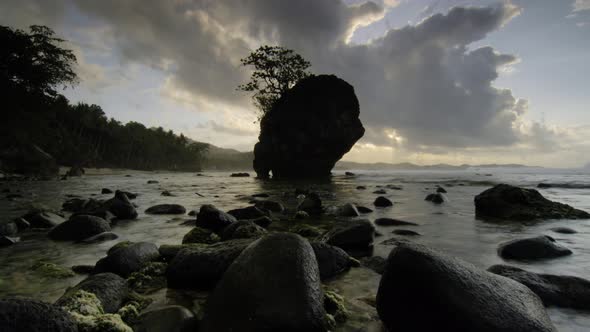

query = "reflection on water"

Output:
[[1, 168, 590, 331]]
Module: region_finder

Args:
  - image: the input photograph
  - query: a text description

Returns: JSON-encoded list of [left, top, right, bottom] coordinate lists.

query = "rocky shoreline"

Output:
[[1, 177, 590, 331]]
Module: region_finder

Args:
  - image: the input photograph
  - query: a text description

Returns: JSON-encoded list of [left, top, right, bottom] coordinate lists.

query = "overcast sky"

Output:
[[2, 0, 589, 167]]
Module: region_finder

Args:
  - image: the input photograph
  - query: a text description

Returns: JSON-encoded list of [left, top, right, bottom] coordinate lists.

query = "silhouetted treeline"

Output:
[[1, 25, 207, 172]]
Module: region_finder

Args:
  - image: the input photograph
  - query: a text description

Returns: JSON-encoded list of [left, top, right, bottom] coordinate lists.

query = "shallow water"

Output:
[[1, 168, 590, 331]]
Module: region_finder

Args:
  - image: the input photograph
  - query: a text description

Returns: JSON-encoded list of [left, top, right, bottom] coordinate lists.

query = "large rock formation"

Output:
[[475, 184, 590, 220], [253, 75, 364, 178]]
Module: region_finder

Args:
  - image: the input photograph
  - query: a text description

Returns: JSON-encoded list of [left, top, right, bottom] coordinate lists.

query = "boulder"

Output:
[[49, 215, 111, 241], [24, 211, 65, 228], [220, 220, 267, 240], [55, 272, 128, 313], [94, 242, 159, 277], [474, 184, 590, 220], [551, 227, 577, 234], [195, 204, 236, 232], [101, 188, 113, 194], [230, 172, 250, 177], [498, 235, 572, 261], [201, 233, 329, 332], [253, 75, 364, 179], [373, 196, 393, 207], [182, 227, 220, 244], [79, 232, 119, 244], [227, 206, 269, 220], [488, 264, 590, 310], [0, 298, 77, 332], [166, 239, 254, 289], [147, 180, 158, 184], [101, 191, 137, 220], [66, 166, 84, 177], [145, 204, 186, 215], [0, 221, 18, 236], [322, 220, 374, 251], [376, 242, 556, 332], [133, 305, 197, 332], [255, 200, 284, 213], [311, 242, 357, 280], [0, 235, 19, 247], [337, 203, 360, 217], [374, 218, 417, 226], [436, 186, 447, 193], [356, 205, 373, 214], [0, 144, 59, 178], [297, 193, 323, 215], [425, 193, 446, 204]]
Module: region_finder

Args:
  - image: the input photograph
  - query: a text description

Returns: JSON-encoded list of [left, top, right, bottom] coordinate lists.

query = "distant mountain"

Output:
[[334, 160, 539, 171], [201, 143, 253, 171]]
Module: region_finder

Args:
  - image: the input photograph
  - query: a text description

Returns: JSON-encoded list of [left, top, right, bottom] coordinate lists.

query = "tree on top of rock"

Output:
[[238, 46, 312, 120]]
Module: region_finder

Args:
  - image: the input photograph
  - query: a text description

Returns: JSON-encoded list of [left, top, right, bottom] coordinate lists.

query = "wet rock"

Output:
[[228, 206, 269, 220], [56, 272, 129, 313], [356, 186, 366, 190], [386, 184, 403, 190], [474, 184, 590, 220], [94, 242, 160, 277], [32, 261, 75, 278], [182, 227, 220, 244], [360, 256, 386, 274], [373, 196, 393, 208], [425, 193, 446, 204], [345, 171, 355, 176], [145, 204, 186, 215], [0, 235, 19, 247], [187, 210, 196, 217], [133, 305, 197, 332], [253, 75, 364, 179], [324, 290, 348, 325], [374, 218, 417, 226], [290, 224, 324, 238], [101, 191, 138, 220], [373, 189, 387, 194], [49, 215, 111, 241], [80, 232, 119, 244], [322, 220, 374, 251], [436, 186, 447, 193], [147, 180, 158, 184], [356, 205, 373, 214], [107, 241, 133, 255], [72, 265, 95, 274], [377, 241, 556, 332], [160, 190, 175, 197], [0, 221, 18, 236], [312, 242, 358, 281], [254, 200, 284, 213], [127, 262, 168, 294], [392, 229, 421, 236], [166, 239, 254, 289], [62, 198, 102, 213], [201, 233, 329, 332], [23, 211, 65, 228], [297, 193, 323, 215], [220, 220, 267, 240], [498, 235, 572, 261], [230, 172, 250, 177], [101, 188, 113, 194], [488, 264, 590, 310], [0, 298, 78, 332], [195, 204, 237, 232], [337, 203, 360, 217], [295, 210, 309, 219], [66, 166, 85, 177], [551, 227, 577, 234]]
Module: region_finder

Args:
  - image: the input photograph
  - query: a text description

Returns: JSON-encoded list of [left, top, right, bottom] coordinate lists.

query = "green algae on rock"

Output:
[[32, 260, 75, 279]]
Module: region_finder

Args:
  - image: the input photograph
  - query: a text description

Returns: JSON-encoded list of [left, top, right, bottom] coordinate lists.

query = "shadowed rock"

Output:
[[475, 184, 590, 220], [489, 264, 590, 310], [0, 298, 77, 332], [201, 233, 329, 332], [311, 242, 358, 281], [498, 235, 572, 261], [49, 215, 110, 241], [55, 272, 128, 313], [195, 204, 236, 232], [94, 242, 159, 277], [145, 204, 186, 215], [253, 75, 364, 179], [377, 241, 556, 332]]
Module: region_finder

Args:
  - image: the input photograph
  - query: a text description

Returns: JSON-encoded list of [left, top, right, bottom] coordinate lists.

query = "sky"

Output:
[[1, 0, 589, 168]]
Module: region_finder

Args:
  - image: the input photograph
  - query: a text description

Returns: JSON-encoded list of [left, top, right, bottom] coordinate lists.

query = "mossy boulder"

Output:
[[324, 290, 348, 325], [182, 227, 220, 244], [220, 220, 267, 241], [56, 273, 129, 313], [127, 262, 167, 294], [32, 260, 75, 279]]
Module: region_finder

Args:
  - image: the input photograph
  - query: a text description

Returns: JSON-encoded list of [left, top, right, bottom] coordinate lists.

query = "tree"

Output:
[[0, 25, 78, 99], [238, 46, 312, 119]]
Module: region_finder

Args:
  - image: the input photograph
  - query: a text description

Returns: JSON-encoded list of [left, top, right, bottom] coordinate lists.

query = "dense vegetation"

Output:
[[238, 46, 312, 120], [1, 25, 207, 172]]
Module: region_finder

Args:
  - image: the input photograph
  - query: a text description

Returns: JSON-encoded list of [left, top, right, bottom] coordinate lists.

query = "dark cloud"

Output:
[[2, 0, 533, 151]]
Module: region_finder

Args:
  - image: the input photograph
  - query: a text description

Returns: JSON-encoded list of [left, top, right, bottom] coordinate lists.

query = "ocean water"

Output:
[[1, 168, 589, 331]]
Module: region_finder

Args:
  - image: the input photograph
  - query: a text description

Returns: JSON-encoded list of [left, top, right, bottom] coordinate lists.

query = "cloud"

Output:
[[3, 0, 583, 164], [573, 0, 590, 12]]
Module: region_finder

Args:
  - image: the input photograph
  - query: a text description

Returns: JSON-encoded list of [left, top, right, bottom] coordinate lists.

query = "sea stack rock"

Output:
[[253, 75, 364, 178]]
